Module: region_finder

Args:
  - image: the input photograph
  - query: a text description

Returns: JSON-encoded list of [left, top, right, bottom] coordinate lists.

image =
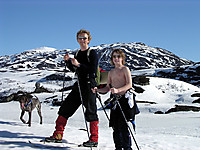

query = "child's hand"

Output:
[[110, 88, 118, 94], [91, 87, 98, 94]]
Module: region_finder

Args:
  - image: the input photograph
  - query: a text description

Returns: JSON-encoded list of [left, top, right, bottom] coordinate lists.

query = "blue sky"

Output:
[[0, 0, 199, 62]]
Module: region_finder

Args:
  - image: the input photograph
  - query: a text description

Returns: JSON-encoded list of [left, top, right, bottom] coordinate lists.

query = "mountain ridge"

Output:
[[0, 42, 199, 90], [0, 42, 194, 71], [0, 42, 199, 113]]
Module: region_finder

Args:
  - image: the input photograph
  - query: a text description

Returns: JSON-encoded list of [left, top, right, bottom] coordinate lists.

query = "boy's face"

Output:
[[77, 33, 90, 47], [112, 52, 122, 65]]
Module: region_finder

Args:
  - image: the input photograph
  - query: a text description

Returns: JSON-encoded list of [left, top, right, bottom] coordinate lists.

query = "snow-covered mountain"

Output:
[[0, 42, 199, 106], [94, 42, 194, 70], [0, 43, 194, 71], [0, 43, 200, 150], [1, 42, 199, 86]]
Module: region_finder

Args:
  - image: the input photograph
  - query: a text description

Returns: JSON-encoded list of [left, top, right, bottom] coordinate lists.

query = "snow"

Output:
[[137, 77, 199, 104], [27, 47, 57, 53], [0, 75, 200, 149], [0, 99, 200, 149]]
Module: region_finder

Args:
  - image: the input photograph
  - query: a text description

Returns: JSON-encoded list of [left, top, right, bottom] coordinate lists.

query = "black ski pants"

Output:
[[58, 81, 98, 122], [110, 95, 132, 150], [113, 117, 132, 150]]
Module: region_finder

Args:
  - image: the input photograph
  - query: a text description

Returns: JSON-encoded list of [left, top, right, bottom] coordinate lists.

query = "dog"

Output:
[[17, 93, 42, 127]]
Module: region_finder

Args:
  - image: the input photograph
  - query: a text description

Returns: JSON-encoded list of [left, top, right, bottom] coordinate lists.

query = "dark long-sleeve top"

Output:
[[65, 48, 98, 87]]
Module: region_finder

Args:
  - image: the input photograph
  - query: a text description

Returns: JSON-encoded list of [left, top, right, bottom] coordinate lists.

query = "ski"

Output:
[[78, 144, 98, 149], [78, 143, 98, 149]]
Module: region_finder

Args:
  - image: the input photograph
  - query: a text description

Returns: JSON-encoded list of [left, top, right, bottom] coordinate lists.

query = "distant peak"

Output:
[[27, 47, 57, 52]]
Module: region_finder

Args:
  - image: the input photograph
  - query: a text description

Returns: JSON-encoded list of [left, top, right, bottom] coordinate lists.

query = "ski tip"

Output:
[[78, 144, 98, 148], [40, 139, 46, 142], [79, 128, 87, 131], [78, 144, 83, 147]]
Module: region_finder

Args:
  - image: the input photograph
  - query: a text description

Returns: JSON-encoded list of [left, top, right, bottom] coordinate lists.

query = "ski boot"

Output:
[[44, 136, 62, 143], [81, 140, 98, 147]]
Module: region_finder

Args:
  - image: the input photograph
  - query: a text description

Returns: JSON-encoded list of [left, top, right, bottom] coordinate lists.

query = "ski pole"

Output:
[[61, 61, 67, 103], [115, 99, 140, 150], [109, 84, 139, 150], [97, 91, 139, 149], [96, 93, 110, 121], [76, 69, 92, 150]]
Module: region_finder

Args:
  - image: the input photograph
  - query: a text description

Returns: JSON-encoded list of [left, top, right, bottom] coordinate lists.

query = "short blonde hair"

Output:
[[110, 49, 126, 65], [76, 29, 92, 43]]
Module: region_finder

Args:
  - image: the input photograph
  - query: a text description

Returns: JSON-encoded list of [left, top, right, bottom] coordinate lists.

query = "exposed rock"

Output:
[[45, 74, 72, 81], [36, 61, 56, 69], [133, 85, 145, 93], [133, 76, 150, 86], [136, 100, 157, 104], [165, 105, 200, 113], [52, 99, 62, 106], [45, 95, 58, 100], [192, 98, 200, 104], [59, 85, 73, 92], [154, 64, 200, 87], [154, 111, 164, 114], [33, 82, 52, 93], [191, 93, 200, 97], [196, 66, 200, 75], [0, 91, 32, 103]]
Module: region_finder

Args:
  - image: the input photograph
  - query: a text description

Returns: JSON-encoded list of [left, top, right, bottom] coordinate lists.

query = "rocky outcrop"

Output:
[[33, 83, 52, 93], [165, 105, 200, 113], [154, 64, 200, 87]]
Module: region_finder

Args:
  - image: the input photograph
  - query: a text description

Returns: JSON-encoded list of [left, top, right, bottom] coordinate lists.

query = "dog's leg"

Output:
[[37, 103, 42, 124], [20, 110, 26, 124], [27, 112, 31, 127]]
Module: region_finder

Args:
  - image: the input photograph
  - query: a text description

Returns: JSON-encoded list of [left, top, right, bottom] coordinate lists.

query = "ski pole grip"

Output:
[[109, 84, 117, 98]]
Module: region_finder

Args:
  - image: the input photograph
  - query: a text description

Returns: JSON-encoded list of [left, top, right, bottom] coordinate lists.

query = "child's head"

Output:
[[110, 49, 126, 65]]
